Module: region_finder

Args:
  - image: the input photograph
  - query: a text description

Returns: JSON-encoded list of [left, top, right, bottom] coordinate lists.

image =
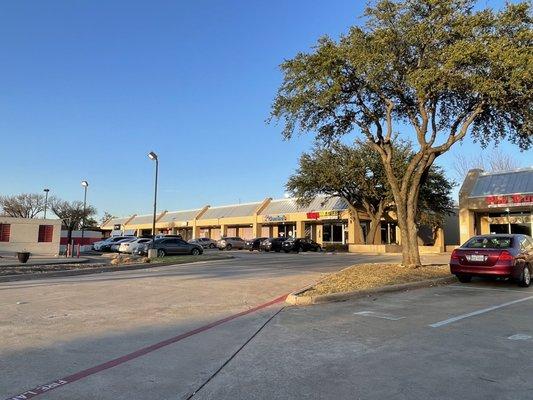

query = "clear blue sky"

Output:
[[0, 0, 528, 218]]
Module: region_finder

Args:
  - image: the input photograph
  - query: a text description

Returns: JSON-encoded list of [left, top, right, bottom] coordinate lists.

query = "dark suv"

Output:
[[244, 237, 268, 251], [282, 238, 322, 253], [136, 237, 203, 257], [260, 237, 288, 252]]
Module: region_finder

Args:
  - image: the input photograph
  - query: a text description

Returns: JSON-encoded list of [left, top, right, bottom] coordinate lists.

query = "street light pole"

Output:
[[81, 181, 89, 241], [43, 188, 50, 219], [148, 152, 159, 248]]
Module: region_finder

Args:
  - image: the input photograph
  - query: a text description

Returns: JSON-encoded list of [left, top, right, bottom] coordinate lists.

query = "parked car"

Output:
[[155, 234, 182, 239], [282, 238, 321, 253], [244, 237, 268, 251], [136, 237, 203, 257], [95, 236, 135, 252], [450, 234, 533, 287], [217, 237, 246, 250], [118, 237, 152, 254], [260, 237, 288, 252], [189, 237, 217, 249], [109, 237, 138, 252]]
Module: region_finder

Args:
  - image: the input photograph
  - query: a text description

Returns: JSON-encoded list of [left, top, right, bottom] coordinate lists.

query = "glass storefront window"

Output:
[[332, 225, 343, 242], [322, 223, 346, 243], [323, 225, 332, 242]]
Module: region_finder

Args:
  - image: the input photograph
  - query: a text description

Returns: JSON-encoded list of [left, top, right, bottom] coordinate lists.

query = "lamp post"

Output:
[[81, 181, 89, 242], [148, 152, 159, 248], [43, 188, 50, 219]]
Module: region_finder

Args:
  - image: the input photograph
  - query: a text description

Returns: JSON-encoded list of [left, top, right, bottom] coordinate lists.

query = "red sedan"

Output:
[[450, 234, 533, 287]]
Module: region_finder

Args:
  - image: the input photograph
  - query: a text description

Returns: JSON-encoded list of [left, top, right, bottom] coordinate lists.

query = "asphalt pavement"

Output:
[[4, 251, 518, 400]]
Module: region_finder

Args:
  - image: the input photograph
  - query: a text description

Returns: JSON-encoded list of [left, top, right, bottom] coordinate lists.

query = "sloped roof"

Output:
[[200, 201, 263, 219], [101, 216, 134, 228], [159, 209, 202, 223], [470, 168, 533, 197], [126, 214, 157, 225], [260, 196, 349, 215]]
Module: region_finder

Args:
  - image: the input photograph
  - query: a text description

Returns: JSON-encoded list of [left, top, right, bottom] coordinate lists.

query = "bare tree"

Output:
[[51, 200, 97, 243], [0, 193, 54, 218], [453, 149, 521, 181]]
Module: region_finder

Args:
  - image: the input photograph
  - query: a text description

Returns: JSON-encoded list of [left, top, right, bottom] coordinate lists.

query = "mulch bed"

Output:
[[303, 263, 451, 296]]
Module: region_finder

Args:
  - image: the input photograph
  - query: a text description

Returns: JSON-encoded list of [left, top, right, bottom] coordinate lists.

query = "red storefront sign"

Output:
[[485, 194, 533, 207]]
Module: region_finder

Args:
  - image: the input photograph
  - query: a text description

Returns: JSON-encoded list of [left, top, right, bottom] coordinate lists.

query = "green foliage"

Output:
[[271, 0, 531, 264], [272, 0, 532, 150], [287, 140, 455, 229]]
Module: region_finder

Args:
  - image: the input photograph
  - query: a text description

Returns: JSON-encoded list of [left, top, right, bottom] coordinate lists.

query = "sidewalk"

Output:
[[0, 255, 89, 267]]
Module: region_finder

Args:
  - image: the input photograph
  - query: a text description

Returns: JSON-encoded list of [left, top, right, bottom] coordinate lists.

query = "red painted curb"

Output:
[[5, 293, 288, 400]]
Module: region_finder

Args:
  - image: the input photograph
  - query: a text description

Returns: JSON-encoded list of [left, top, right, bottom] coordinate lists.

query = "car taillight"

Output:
[[451, 250, 459, 260], [498, 250, 513, 261]]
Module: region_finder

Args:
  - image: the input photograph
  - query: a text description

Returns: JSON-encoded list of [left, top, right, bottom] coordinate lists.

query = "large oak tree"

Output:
[[271, 0, 532, 266], [287, 141, 454, 245]]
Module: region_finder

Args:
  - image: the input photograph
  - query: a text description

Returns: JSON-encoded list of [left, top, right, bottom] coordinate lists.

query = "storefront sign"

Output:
[[264, 214, 287, 222], [485, 194, 533, 208], [306, 210, 340, 220], [113, 224, 121, 230]]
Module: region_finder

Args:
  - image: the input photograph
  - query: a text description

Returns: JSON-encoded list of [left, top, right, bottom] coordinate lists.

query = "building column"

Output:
[[253, 222, 262, 238], [192, 224, 201, 239], [316, 224, 323, 245], [220, 224, 227, 238], [459, 208, 476, 245], [395, 226, 402, 245], [295, 220, 306, 238], [479, 215, 490, 235]]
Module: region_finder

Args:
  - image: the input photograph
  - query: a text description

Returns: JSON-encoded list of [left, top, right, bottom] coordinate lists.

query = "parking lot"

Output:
[[2, 251, 531, 399]]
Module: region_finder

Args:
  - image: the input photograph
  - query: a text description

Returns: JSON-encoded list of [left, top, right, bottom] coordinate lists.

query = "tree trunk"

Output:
[[367, 211, 385, 245], [350, 209, 365, 244]]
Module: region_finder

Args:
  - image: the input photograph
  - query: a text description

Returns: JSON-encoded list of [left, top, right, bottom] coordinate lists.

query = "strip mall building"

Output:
[[459, 167, 533, 243], [102, 196, 452, 253]]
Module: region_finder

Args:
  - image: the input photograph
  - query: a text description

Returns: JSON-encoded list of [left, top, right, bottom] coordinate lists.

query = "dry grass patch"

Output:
[[303, 263, 451, 297]]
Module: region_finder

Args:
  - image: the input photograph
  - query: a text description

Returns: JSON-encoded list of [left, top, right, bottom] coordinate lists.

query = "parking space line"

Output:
[[429, 296, 533, 328], [449, 285, 532, 294], [354, 311, 405, 321]]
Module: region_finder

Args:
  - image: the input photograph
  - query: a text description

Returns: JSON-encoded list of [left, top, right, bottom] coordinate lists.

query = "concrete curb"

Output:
[[286, 276, 457, 306], [0, 257, 90, 268], [0, 256, 234, 283]]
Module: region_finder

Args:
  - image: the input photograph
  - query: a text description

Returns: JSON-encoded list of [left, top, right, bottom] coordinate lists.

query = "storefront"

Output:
[[101, 193, 458, 252], [459, 168, 533, 244]]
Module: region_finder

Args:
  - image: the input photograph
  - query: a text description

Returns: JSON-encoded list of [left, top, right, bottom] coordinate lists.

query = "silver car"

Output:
[[110, 237, 137, 252], [189, 237, 217, 249], [216, 237, 246, 250], [118, 237, 152, 253]]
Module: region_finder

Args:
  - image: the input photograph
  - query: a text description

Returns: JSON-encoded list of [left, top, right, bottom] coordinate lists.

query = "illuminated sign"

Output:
[[485, 194, 533, 208], [264, 214, 287, 222], [113, 224, 122, 230], [306, 210, 340, 220]]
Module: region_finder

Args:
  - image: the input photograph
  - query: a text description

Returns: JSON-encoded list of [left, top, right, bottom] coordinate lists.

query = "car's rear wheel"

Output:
[[456, 274, 472, 283], [157, 249, 166, 257], [209, 243, 215, 249], [226, 244, 232, 251], [191, 248, 200, 256], [518, 265, 531, 287]]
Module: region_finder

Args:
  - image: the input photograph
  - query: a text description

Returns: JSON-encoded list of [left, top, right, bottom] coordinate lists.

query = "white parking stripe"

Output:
[[429, 296, 533, 328], [449, 285, 532, 294], [354, 311, 405, 321]]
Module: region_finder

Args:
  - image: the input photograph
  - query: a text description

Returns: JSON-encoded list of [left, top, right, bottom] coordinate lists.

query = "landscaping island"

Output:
[[287, 263, 454, 305]]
